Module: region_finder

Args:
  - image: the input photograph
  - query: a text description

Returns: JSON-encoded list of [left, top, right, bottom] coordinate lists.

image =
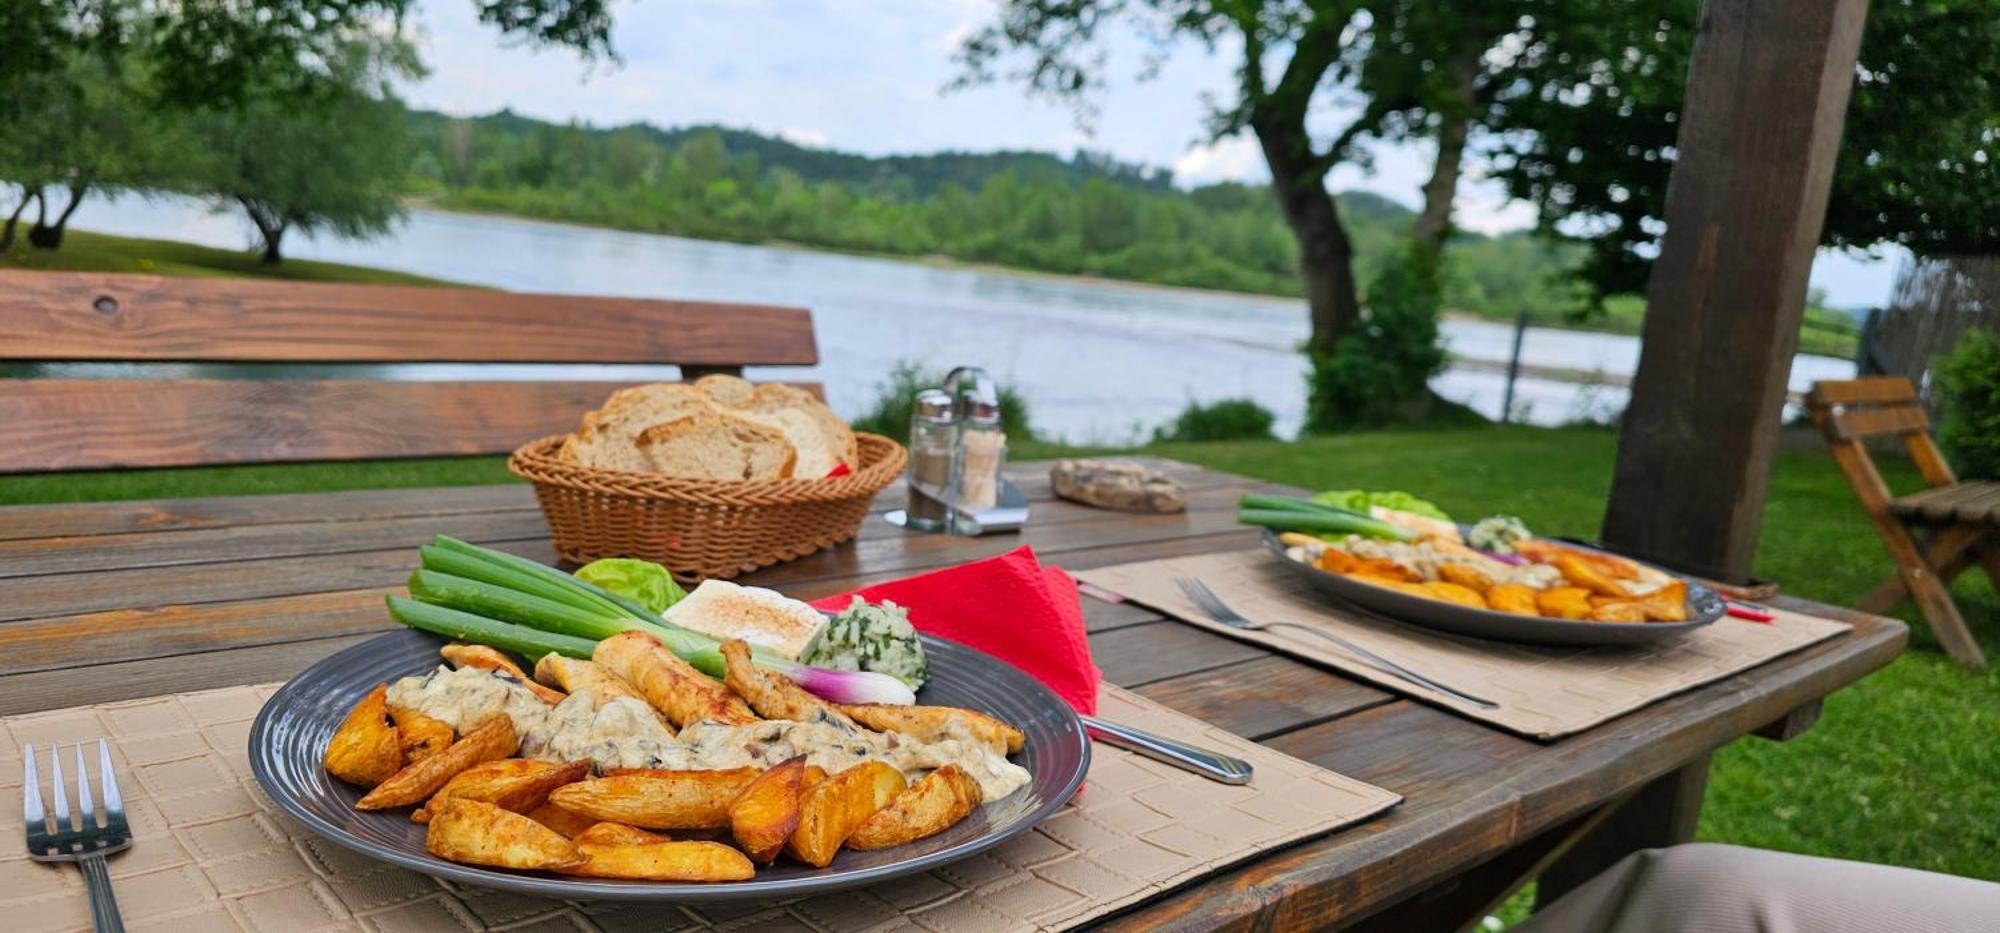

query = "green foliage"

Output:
[[1489, 0, 2000, 301], [189, 39, 416, 262], [1306, 246, 1449, 431], [1152, 399, 1277, 443], [1936, 328, 2000, 480], [848, 360, 1037, 444], [0, 229, 459, 285]]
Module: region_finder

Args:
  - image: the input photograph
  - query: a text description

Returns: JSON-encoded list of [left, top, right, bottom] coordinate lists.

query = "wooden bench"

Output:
[[0, 270, 820, 473], [1806, 376, 2000, 667]]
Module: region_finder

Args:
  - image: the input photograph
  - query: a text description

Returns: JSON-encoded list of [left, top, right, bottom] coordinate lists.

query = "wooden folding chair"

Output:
[[1806, 377, 2000, 667]]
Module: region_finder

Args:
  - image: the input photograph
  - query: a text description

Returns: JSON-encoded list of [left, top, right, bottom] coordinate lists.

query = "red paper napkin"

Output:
[[809, 546, 1101, 714]]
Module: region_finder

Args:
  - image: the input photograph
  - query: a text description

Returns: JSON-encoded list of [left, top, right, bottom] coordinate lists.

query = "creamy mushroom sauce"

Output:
[[386, 665, 1031, 800]]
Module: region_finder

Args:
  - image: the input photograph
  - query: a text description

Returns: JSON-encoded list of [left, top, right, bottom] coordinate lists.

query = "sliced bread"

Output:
[[636, 412, 796, 480], [563, 383, 718, 472], [693, 373, 757, 407], [743, 384, 858, 469], [735, 406, 843, 478]]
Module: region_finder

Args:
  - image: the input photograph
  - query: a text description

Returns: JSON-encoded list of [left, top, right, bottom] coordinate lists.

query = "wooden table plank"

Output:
[[0, 484, 539, 541]]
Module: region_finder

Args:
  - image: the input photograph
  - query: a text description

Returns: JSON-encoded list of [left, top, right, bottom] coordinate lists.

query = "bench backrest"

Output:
[[0, 271, 819, 473], [1804, 377, 1958, 499]]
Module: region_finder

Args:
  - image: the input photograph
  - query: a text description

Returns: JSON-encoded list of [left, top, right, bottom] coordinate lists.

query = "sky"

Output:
[[399, 0, 1902, 309]]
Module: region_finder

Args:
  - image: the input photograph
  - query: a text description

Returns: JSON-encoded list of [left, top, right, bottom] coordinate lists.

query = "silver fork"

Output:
[[1175, 577, 1500, 709], [24, 741, 129, 932]]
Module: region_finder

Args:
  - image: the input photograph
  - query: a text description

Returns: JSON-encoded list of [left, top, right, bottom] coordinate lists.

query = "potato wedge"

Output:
[[1587, 601, 1649, 623], [1554, 553, 1629, 598], [533, 654, 648, 707], [527, 802, 599, 839], [596, 632, 758, 727], [1486, 583, 1541, 616], [729, 756, 805, 864], [787, 761, 905, 868], [1316, 547, 1358, 574], [1535, 586, 1595, 620], [412, 758, 589, 823], [838, 703, 1025, 756], [719, 639, 848, 726], [324, 684, 403, 788], [388, 704, 455, 763], [548, 769, 761, 830], [803, 765, 828, 791], [425, 798, 586, 871], [1420, 581, 1488, 609], [561, 840, 755, 881], [1437, 562, 1497, 593], [443, 643, 567, 704], [575, 822, 673, 846], [847, 764, 983, 851], [356, 715, 518, 810], [1348, 572, 1435, 598]]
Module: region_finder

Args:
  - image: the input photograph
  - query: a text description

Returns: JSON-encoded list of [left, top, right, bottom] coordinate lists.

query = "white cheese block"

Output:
[[663, 580, 827, 660]]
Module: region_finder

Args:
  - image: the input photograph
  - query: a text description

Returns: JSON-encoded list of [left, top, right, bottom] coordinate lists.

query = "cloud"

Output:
[[1171, 135, 1267, 185]]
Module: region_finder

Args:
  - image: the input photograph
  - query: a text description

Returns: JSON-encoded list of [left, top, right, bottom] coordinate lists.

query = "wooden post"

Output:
[[1501, 311, 1528, 424], [1600, 0, 1871, 579]]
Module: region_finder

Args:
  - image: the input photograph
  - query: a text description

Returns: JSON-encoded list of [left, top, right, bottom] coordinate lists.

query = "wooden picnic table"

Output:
[[0, 458, 1905, 929]]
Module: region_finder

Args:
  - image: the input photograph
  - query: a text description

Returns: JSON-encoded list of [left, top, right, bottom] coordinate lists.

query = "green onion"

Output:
[[386, 596, 595, 663], [1237, 508, 1415, 541], [419, 544, 611, 616], [1238, 493, 1371, 518], [407, 569, 643, 641]]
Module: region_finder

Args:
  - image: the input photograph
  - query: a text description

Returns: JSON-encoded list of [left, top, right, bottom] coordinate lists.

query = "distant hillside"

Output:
[[401, 107, 1586, 322]]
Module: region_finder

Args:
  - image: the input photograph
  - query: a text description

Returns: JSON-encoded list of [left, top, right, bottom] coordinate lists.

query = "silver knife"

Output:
[[1079, 715, 1254, 785]]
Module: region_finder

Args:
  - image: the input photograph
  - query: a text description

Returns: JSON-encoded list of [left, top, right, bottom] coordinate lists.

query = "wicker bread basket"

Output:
[[508, 432, 908, 581]]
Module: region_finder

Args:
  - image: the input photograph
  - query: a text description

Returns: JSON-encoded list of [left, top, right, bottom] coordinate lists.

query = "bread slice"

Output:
[[563, 383, 718, 472], [693, 373, 757, 407], [636, 412, 796, 480], [662, 580, 827, 660], [735, 407, 842, 478], [743, 384, 858, 470]]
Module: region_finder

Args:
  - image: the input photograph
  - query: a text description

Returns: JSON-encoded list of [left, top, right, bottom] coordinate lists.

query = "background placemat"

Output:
[[3, 682, 1398, 932], [1078, 549, 1851, 740]]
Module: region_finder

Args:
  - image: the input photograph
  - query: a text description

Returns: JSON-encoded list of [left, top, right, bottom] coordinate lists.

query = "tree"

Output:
[[1485, 0, 2000, 302], [958, 1, 1395, 354], [193, 78, 413, 263]]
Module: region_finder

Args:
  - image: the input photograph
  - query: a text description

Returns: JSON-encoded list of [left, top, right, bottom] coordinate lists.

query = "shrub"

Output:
[[848, 359, 1037, 443], [1152, 398, 1277, 443], [1305, 245, 1449, 432], [1936, 327, 2000, 480]]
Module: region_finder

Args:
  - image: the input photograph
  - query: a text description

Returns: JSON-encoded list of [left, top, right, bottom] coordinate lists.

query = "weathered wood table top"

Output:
[[0, 458, 1906, 929]]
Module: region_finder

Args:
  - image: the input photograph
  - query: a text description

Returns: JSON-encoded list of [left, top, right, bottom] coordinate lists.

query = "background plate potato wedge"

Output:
[[561, 840, 755, 882], [549, 769, 761, 830], [728, 757, 805, 864], [838, 704, 1025, 756], [323, 684, 402, 788], [787, 761, 906, 868], [357, 716, 518, 810], [526, 802, 598, 839], [426, 798, 587, 871], [847, 764, 983, 851], [388, 704, 455, 762]]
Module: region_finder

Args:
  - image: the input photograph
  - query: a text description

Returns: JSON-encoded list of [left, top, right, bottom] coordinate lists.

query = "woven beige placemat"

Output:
[[2, 681, 1398, 932], [1078, 549, 1851, 740]]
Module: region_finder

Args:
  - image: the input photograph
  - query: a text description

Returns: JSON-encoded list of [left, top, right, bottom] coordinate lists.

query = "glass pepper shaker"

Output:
[[905, 389, 955, 531], [953, 396, 1006, 516]]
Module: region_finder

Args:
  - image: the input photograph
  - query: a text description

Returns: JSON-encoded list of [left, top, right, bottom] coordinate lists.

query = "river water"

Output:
[[67, 194, 1855, 442]]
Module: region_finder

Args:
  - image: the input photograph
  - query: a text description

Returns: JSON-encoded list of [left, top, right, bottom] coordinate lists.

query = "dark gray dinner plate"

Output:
[[1262, 531, 1725, 646], [250, 628, 1089, 902]]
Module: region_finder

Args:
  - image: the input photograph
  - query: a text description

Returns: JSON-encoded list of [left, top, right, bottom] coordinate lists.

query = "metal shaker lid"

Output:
[[913, 389, 955, 423], [963, 396, 1002, 425]]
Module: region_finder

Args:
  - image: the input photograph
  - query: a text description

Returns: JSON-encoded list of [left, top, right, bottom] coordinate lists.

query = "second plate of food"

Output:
[[250, 628, 1090, 901], [1262, 531, 1726, 646]]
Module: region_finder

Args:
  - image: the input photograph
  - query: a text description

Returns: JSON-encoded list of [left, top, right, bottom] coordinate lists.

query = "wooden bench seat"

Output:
[[0, 271, 821, 473]]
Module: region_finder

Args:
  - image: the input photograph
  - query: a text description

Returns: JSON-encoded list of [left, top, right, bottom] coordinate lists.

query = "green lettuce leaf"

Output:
[[574, 558, 686, 614]]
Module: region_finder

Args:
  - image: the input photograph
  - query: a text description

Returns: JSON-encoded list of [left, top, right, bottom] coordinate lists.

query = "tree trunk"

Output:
[[239, 198, 287, 264], [0, 188, 33, 251], [1253, 120, 1361, 354], [1411, 54, 1479, 252], [28, 183, 87, 250]]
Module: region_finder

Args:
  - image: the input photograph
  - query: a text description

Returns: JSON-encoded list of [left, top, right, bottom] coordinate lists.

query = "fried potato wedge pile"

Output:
[[1303, 536, 1698, 625], [324, 636, 1015, 883]]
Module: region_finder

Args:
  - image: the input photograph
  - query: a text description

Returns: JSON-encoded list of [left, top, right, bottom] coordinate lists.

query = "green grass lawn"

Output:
[[7, 425, 1993, 885], [2, 229, 458, 285]]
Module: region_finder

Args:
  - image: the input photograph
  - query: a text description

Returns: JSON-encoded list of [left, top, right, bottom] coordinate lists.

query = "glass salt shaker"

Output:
[[905, 389, 955, 531]]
